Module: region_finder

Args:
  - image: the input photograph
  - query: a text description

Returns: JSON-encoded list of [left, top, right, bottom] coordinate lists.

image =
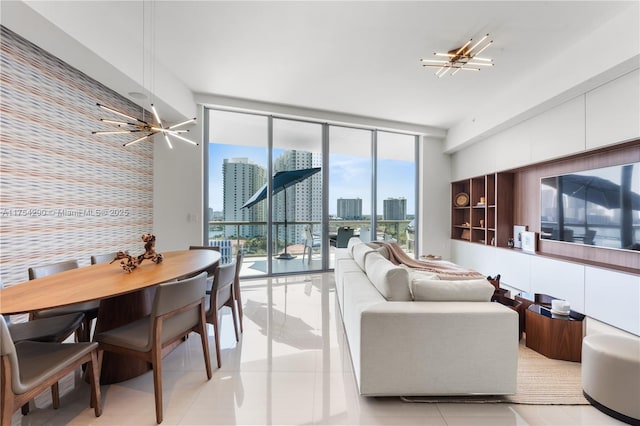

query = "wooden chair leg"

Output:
[[152, 349, 163, 424], [234, 282, 244, 333], [211, 314, 222, 369], [88, 350, 102, 417], [197, 319, 213, 380], [51, 382, 60, 409], [2, 398, 14, 426], [225, 294, 240, 343]]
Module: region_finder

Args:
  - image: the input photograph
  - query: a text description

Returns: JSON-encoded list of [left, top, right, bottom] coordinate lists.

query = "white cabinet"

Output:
[[585, 267, 640, 335], [529, 256, 585, 313], [495, 249, 532, 293], [586, 69, 640, 149]]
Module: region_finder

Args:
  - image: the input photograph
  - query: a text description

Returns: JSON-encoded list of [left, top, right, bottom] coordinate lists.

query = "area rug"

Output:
[[402, 341, 589, 405]]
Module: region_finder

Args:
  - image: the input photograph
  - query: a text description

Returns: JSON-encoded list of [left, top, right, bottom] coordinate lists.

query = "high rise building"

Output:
[[337, 198, 362, 219], [273, 150, 322, 246], [383, 197, 406, 220], [222, 158, 266, 238]]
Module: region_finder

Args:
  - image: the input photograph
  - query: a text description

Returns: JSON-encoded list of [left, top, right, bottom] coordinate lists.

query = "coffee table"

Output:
[[525, 304, 585, 362]]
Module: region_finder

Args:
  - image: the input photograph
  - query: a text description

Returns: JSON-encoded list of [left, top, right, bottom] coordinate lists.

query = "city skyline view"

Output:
[[208, 144, 416, 217]]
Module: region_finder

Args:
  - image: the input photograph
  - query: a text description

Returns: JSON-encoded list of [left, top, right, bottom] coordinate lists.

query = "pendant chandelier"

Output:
[[92, 1, 197, 148], [93, 103, 197, 148], [420, 34, 494, 77]]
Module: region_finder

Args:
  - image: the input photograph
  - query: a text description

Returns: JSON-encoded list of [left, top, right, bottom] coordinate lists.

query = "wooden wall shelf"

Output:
[[451, 173, 513, 247], [451, 140, 639, 274]]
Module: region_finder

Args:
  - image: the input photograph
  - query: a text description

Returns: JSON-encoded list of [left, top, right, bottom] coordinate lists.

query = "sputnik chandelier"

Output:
[[420, 34, 494, 77], [92, 0, 197, 149], [92, 103, 197, 148]]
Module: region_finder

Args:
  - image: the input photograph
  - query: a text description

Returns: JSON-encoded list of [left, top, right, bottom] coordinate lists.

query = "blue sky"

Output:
[[209, 144, 415, 216]]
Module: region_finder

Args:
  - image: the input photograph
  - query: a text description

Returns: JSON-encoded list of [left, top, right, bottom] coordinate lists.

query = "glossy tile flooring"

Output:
[[16, 273, 625, 425]]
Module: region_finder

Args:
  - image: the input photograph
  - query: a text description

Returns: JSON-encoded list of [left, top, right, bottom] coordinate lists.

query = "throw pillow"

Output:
[[364, 252, 412, 301], [411, 278, 494, 302]]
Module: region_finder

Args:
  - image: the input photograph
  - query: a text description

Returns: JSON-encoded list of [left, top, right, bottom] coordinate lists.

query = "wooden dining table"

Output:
[[0, 249, 220, 384]]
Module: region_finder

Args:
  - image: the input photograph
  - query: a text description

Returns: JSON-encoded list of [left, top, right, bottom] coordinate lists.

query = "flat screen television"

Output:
[[540, 162, 640, 251]]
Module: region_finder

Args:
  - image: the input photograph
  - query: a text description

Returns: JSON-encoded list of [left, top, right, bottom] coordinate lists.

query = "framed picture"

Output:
[[521, 231, 536, 253], [513, 225, 527, 249]]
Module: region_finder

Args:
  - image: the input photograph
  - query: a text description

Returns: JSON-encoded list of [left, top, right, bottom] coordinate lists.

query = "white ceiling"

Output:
[[4, 1, 639, 149]]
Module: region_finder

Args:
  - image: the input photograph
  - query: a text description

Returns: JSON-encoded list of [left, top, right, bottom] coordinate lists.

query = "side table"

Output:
[[515, 292, 557, 333], [525, 304, 585, 362]]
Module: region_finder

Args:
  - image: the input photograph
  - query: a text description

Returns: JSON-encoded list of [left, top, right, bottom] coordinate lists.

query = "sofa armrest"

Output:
[[357, 301, 519, 396]]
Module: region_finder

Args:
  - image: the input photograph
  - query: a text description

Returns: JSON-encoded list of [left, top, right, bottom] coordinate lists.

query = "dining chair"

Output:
[[0, 277, 84, 344], [203, 260, 239, 369], [90, 252, 118, 265], [0, 316, 102, 425], [28, 260, 100, 342], [94, 272, 211, 424], [335, 226, 354, 248], [189, 245, 239, 366]]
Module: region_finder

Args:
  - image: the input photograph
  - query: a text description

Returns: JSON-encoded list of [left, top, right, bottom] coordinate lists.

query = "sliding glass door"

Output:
[[271, 118, 323, 273], [206, 108, 419, 277], [328, 126, 373, 268], [207, 110, 269, 276]]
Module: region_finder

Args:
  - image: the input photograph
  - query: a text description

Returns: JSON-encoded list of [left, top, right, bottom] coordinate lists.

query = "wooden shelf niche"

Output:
[[451, 173, 513, 247]]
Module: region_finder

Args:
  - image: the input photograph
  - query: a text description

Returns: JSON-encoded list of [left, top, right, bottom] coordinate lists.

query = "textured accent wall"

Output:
[[0, 26, 154, 287]]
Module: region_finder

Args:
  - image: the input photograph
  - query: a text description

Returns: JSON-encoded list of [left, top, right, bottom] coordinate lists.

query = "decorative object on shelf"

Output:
[[507, 238, 515, 248], [513, 225, 527, 249], [521, 231, 537, 254], [480, 219, 485, 228], [111, 233, 163, 273], [454, 192, 470, 207], [420, 33, 494, 77], [461, 229, 471, 240]]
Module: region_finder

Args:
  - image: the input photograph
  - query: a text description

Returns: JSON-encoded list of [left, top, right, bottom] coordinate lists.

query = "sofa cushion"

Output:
[[411, 278, 494, 302], [364, 252, 412, 301], [399, 264, 439, 281], [353, 243, 376, 270], [347, 237, 363, 253]]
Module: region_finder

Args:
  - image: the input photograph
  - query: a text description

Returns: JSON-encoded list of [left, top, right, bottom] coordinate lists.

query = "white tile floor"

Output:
[[14, 273, 626, 425]]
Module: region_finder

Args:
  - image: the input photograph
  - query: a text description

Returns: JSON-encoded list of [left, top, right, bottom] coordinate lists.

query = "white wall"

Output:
[[419, 137, 452, 258], [449, 69, 640, 336], [153, 106, 205, 252], [445, 5, 639, 152]]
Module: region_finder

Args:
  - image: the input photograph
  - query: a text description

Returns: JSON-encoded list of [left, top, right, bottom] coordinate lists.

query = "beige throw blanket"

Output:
[[374, 241, 485, 279]]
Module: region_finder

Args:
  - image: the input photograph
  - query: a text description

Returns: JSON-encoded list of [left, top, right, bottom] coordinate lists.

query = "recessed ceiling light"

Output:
[[128, 91, 147, 100]]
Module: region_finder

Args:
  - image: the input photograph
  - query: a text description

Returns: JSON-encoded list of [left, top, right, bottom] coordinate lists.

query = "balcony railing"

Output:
[[208, 219, 414, 258]]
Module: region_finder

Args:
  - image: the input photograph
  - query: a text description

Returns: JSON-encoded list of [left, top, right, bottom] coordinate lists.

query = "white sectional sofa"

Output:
[[334, 238, 519, 396]]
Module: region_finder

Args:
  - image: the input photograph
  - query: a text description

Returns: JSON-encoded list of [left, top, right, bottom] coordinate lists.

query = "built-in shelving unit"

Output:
[[451, 173, 513, 247]]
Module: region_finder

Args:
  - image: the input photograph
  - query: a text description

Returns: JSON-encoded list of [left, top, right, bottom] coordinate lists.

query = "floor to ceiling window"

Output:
[[328, 126, 373, 269], [207, 110, 269, 277], [271, 118, 323, 273], [376, 131, 417, 253], [206, 108, 419, 277]]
